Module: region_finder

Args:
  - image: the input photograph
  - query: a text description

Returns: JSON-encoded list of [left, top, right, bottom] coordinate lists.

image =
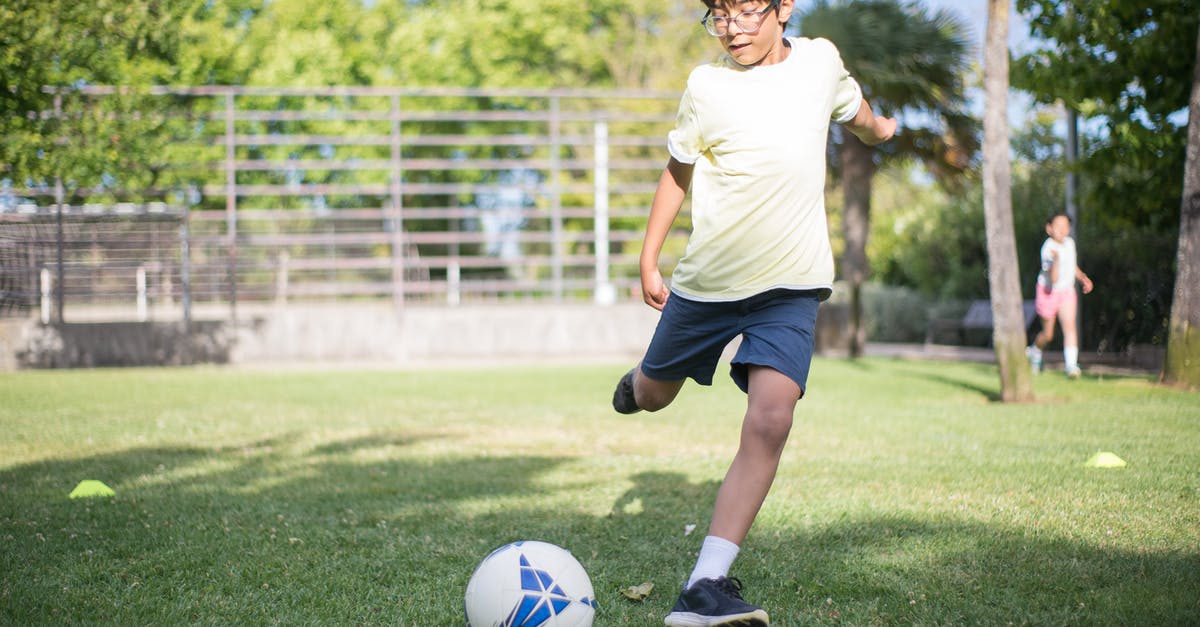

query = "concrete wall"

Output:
[[0, 301, 852, 370]]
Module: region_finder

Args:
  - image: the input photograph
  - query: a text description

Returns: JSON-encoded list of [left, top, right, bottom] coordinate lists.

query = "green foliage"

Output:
[[868, 153, 1052, 304], [3, 0, 708, 197], [2, 364, 1198, 624], [0, 0, 199, 190], [368, 0, 710, 90]]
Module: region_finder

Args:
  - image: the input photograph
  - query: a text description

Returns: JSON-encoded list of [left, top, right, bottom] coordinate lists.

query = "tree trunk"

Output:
[[982, 0, 1034, 402], [841, 134, 874, 359], [1163, 19, 1200, 389]]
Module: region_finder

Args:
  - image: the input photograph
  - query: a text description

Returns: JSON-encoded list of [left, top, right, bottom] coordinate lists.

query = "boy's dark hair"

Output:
[[1046, 211, 1071, 225]]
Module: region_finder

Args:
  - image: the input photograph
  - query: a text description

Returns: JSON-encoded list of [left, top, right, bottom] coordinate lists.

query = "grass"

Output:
[[1, 358, 1198, 625]]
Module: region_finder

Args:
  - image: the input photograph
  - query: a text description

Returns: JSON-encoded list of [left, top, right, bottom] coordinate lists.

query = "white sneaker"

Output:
[[1065, 365, 1082, 379], [1026, 346, 1042, 374]]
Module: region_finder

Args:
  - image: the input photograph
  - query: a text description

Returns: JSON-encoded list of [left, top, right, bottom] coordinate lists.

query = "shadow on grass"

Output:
[[0, 430, 571, 624], [747, 515, 1199, 625], [825, 357, 1004, 402], [3, 437, 1197, 626], [880, 360, 1005, 402]]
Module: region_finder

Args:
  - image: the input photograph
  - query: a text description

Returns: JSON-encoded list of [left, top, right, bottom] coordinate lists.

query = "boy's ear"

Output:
[[778, 0, 795, 23]]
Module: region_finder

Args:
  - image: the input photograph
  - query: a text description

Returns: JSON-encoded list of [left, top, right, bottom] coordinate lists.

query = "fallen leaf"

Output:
[[620, 581, 655, 602]]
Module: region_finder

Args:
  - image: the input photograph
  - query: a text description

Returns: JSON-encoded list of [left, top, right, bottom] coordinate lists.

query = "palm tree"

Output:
[[982, 0, 1034, 401], [1163, 18, 1200, 389], [797, 0, 976, 357]]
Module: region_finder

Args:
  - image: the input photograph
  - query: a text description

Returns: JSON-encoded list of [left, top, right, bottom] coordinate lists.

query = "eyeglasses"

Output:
[[700, 0, 780, 37]]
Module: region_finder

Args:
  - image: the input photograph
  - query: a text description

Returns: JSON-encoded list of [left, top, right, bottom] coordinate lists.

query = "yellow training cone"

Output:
[[69, 480, 115, 499], [1084, 452, 1127, 468]]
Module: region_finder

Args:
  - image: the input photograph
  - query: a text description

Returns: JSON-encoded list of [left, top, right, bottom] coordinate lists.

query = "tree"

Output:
[[798, 0, 975, 357], [1163, 20, 1200, 388], [983, 0, 1035, 401], [369, 0, 707, 89], [0, 0, 200, 195]]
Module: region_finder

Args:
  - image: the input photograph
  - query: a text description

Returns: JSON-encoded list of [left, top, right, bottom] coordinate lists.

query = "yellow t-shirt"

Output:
[[666, 37, 862, 302]]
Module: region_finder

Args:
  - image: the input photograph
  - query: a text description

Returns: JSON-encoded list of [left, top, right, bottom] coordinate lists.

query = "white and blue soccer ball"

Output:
[[464, 540, 596, 627]]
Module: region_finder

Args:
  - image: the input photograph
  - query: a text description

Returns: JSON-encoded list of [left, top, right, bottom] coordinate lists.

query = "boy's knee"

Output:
[[744, 406, 794, 445], [633, 375, 681, 412], [636, 391, 672, 412]]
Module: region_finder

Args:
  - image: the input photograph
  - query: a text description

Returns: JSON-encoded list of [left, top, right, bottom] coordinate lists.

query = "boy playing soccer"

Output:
[[610, 0, 896, 624], [1028, 212, 1094, 378]]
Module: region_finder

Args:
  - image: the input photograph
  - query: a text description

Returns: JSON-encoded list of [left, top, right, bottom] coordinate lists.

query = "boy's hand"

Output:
[[872, 116, 899, 144], [641, 268, 670, 311], [845, 99, 898, 146]]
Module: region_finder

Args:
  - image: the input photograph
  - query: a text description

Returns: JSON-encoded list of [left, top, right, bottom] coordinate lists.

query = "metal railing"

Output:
[[1, 86, 687, 321]]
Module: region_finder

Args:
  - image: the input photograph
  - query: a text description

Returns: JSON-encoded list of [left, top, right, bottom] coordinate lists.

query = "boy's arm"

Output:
[[640, 157, 693, 311], [843, 98, 898, 146]]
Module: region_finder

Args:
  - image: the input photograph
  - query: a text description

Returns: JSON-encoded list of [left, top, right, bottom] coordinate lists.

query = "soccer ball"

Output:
[[464, 540, 597, 627]]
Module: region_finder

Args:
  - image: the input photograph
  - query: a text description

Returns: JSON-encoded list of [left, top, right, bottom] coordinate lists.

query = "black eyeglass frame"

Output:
[[699, 0, 782, 37]]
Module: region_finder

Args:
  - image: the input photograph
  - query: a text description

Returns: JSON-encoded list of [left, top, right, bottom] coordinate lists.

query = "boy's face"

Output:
[[705, 0, 794, 67], [1046, 215, 1071, 242]]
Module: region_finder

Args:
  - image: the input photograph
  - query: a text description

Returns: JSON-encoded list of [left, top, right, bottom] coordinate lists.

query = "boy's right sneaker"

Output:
[[664, 577, 769, 626], [612, 368, 641, 414]]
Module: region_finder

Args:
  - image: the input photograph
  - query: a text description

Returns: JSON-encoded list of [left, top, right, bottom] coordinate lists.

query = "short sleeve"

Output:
[[1040, 240, 1054, 271], [823, 39, 863, 124], [667, 87, 702, 164]]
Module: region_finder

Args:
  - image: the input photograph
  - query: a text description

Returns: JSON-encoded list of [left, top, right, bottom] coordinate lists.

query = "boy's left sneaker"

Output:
[[664, 577, 769, 626], [1065, 365, 1082, 379]]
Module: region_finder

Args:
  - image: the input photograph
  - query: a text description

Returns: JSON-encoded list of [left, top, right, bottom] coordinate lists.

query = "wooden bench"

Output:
[[926, 299, 1037, 345]]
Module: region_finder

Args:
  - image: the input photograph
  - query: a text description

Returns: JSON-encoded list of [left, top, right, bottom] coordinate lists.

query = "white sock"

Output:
[[1028, 345, 1042, 360], [686, 536, 740, 589], [1065, 346, 1079, 369]]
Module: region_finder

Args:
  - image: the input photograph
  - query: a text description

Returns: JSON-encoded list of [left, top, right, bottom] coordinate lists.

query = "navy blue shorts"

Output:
[[640, 288, 820, 395]]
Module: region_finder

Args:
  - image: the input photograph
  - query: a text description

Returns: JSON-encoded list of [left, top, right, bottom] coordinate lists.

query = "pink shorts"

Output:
[[1035, 286, 1076, 319]]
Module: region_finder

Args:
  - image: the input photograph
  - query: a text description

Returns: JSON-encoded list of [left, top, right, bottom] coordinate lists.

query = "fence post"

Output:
[[224, 90, 238, 323], [179, 212, 191, 328], [39, 267, 51, 325], [447, 261, 461, 306], [549, 95, 564, 301], [593, 117, 615, 305], [389, 92, 406, 311], [136, 265, 148, 321]]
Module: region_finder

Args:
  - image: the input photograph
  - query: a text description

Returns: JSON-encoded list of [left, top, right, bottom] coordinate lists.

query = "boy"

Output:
[[610, 0, 896, 624], [1028, 212, 1093, 378]]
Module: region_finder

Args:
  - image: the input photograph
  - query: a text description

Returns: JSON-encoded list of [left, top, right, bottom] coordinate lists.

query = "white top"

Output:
[[665, 36, 863, 301], [1038, 236, 1078, 291]]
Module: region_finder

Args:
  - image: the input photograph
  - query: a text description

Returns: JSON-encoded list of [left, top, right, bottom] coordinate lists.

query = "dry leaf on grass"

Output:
[[620, 581, 655, 602]]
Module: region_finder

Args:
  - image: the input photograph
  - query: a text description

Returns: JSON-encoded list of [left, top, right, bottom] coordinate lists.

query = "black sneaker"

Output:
[[664, 577, 769, 626], [612, 368, 642, 414]]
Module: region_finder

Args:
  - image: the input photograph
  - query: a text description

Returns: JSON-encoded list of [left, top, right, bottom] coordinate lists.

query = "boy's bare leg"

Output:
[[708, 366, 799, 545], [631, 367, 686, 412]]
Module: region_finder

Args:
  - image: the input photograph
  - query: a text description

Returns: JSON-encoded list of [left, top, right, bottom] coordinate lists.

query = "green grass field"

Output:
[[2, 359, 1198, 625]]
